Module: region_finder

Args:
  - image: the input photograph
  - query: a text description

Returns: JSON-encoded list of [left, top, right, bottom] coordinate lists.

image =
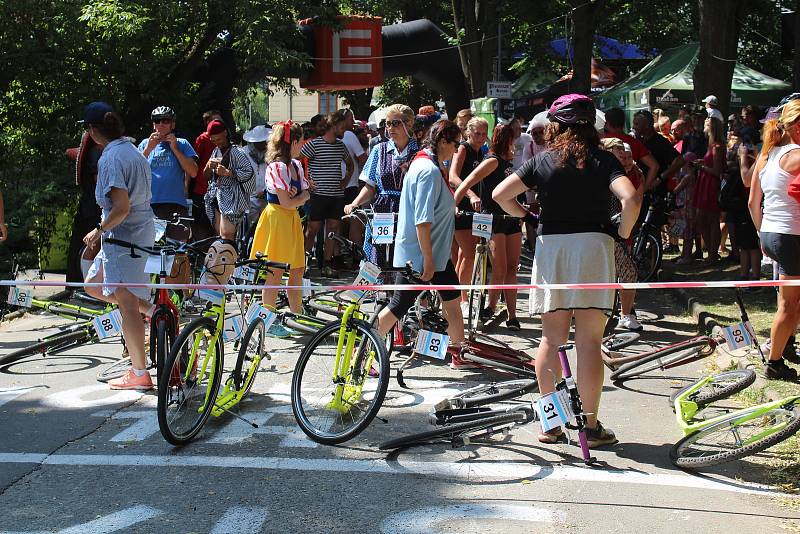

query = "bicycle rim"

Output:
[[611, 339, 713, 381], [157, 317, 222, 445], [96, 357, 133, 383], [636, 232, 661, 282], [234, 319, 265, 398], [603, 332, 640, 351], [291, 320, 389, 444], [671, 406, 800, 468], [669, 369, 756, 407]]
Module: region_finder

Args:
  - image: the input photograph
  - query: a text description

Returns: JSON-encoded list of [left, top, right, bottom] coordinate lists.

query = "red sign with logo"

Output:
[[300, 16, 383, 91]]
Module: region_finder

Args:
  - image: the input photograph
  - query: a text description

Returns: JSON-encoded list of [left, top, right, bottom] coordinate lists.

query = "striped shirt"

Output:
[[300, 137, 349, 197]]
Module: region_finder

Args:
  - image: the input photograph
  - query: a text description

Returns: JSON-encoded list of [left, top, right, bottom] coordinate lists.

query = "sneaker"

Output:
[[765, 359, 799, 381], [586, 421, 618, 448], [267, 323, 294, 338], [108, 369, 153, 391], [449, 351, 480, 370], [479, 306, 494, 321], [506, 318, 521, 331], [784, 336, 800, 365], [618, 314, 643, 332], [538, 426, 564, 443], [321, 266, 337, 278]]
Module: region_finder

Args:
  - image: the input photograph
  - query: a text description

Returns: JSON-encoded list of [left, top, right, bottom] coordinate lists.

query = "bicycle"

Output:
[[669, 368, 800, 468], [379, 343, 596, 465], [96, 235, 219, 383], [157, 255, 289, 445], [629, 194, 673, 282], [608, 288, 763, 382]]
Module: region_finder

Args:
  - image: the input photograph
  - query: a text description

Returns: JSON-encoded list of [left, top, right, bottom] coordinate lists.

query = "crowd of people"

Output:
[[67, 90, 800, 445]]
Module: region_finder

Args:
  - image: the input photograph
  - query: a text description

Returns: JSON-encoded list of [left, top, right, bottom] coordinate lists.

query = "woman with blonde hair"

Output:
[[345, 103, 419, 266], [455, 109, 474, 139], [748, 98, 800, 381], [250, 122, 310, 330], [692, 115, 725, 262]]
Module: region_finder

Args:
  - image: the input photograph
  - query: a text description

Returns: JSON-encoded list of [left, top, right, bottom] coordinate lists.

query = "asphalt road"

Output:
[[0, 289, 798, 533]]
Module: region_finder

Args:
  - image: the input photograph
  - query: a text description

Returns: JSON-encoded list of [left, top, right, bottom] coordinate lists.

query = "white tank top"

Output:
[[759, 143, 800, 235]]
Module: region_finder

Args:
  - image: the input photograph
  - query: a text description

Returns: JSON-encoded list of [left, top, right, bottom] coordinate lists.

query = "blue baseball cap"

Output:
[[79, 101, 114, 126]]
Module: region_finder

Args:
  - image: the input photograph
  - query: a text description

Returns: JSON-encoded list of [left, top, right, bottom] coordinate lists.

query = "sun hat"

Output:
[[243, 125, 271, 143]]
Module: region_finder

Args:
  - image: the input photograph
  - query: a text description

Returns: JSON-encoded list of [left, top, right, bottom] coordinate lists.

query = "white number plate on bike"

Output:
[[372, 213, 394, 244], [471, 213, 493, 239], [93, 310, 123, 340], [245, 303, 276, 330], [223, 315, 244, 342], [345, 261, 381, 301], [302, 278, 313, 297], [6, 287, 32, 308], [154, 219, 167, 242], [144, 255, 175, 275], [198, 289, 224, 306], [414, 330, 449, 360], [722, 321, 754, 350], [536, 391, 573, 433], [233, 264, 256, 282]]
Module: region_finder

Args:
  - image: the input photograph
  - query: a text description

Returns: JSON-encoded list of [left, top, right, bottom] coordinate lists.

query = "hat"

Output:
[[761, 106, 781, 123], [600, 137, 624, 151], [526, 116, 549, 133], [418, 105, 436, 116], [702, 95, 719, 106], [206, 119, 227, 135], [366, 121, 378, 131], [243, 125, 271, 143], [79, 101, 113, 126], [707, 108, 725, 123]]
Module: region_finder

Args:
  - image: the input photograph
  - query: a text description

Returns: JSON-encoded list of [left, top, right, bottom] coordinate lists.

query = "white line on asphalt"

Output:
[[0, 452, 782, 495], [380, 504, 565, 533], [210, 506, 269, 534], [0, 386, 47, 409], [0, 504, 161, 534]]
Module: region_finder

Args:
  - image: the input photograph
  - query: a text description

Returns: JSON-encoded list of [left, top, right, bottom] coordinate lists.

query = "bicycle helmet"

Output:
[[547, 94, 595, 126], [419, 309, 449, 334], [151, 106, 176, 121]]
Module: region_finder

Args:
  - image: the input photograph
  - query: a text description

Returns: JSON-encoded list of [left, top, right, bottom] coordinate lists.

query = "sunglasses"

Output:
[[153, 118, 173, 124], [385, 119, 405, 128]]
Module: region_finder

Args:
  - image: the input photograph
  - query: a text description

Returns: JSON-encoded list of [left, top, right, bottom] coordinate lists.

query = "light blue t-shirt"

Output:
[[137, 137, 197, 205], [393, 151, 455, 272]]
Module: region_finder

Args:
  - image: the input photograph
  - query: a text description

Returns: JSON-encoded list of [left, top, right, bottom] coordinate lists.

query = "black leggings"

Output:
[[387, 261, 460, 318]]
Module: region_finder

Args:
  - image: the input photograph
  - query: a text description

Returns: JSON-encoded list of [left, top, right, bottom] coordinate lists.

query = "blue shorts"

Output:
[[760, 231, 800, 276]]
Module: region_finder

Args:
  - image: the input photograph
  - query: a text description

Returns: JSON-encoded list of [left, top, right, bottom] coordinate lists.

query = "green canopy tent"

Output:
[[594, 43, 790, 124]]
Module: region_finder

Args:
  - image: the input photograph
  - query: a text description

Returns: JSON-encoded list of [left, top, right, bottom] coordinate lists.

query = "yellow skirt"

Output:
[[250, 203, 305, 270]]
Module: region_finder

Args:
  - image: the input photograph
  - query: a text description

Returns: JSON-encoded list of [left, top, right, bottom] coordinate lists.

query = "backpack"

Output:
[[718, 172, 747, 216]]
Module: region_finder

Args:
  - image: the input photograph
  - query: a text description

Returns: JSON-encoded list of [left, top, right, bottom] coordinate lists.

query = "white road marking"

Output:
[[0, 386, 46, 409], [43, 385, 142, 411], [107, 411, 158, 442], [0, 505, 161, 534], [380, 504, 565, 533], [210, 506, 269, 534], [207, 406, 317, 448], [0, 452, 783, 494]]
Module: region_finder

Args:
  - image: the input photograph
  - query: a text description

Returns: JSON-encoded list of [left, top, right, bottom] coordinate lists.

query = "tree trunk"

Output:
[[339, 88, 375, 119], [694, 0, 745, 117], [569, 0, 603, 95]]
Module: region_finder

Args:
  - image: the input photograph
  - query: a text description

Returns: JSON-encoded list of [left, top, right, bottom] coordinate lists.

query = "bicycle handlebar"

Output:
[[104, 236, 219, 258], [235, 257, 290, 272]]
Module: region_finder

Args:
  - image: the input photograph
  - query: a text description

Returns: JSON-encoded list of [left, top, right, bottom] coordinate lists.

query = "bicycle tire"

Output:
[[96, 357, 132, 383], [234, 318, 265, 398], [668, 369, 756, 407], [439, 379, 538, 410], [157, 317, 223, 445], [291, 319, 389, 444], [670, 405, 800, 469], [307, 295, 345, 319], [610, 338, 714, 382], [379, 412, 527, 450], [603, 332, 640, 351], [0, 329, 92, 367], [283, 313, 329, 335], [467, 251, 487, 333], [635, 230, 661, 282]]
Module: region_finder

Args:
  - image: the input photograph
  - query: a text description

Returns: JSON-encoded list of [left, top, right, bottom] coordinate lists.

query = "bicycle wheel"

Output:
[[668, 369, 756, 407], [233, 318, 265, 398], [0, 329, 92, 367], [438, 379, 538, 410], [467, 251, 487, 332], [670, 405, 800, 468], [157, 317, 223, 445], [291, 319, 389, 444], [379, 412, 527, 450], [603, 332, 640, 351], [283, 313, 330, 335], [150, 313, 174, 382], [635, 231, 661, 282], [610, 338, 714, 382], [96, 357, 132, 383], [307, 294, 345, 319]]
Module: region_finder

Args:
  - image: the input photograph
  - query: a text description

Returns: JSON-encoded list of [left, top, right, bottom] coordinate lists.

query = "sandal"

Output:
[[538, 426, 564, 444], [585, 421, 618, 448]]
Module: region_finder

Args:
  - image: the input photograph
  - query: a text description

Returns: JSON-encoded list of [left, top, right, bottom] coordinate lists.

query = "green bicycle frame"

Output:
[[327, 301, 373, 414], [674, 376, 800, 441], [30, 298, 111, 319], [183, 300, 226, 417]]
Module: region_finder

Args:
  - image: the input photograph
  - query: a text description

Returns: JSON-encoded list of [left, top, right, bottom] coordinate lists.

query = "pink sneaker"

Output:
[[108, 369, 153, 391]]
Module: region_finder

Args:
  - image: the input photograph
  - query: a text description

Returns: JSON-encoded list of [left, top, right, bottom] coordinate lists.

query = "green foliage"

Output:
[[232, 85, 270, 131], [374, 77, 440, 112]]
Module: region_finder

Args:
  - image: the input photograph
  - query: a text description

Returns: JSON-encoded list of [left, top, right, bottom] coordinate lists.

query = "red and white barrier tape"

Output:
[[1, 279, 798, 291]]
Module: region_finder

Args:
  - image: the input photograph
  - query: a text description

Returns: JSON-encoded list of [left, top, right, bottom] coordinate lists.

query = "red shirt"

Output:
[[603, 132, 651, 163], [193, 132, 216, 195]]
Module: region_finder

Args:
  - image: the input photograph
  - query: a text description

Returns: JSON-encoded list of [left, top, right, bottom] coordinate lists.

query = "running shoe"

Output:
[[506, 318, 521, 331], [618, 314, 643, 332], [586, 421, 618, 448], [267, 323, 294, 338], [479, 306, 495, 321], [765, 359, 799, 381], [108, 369, 153, 391]]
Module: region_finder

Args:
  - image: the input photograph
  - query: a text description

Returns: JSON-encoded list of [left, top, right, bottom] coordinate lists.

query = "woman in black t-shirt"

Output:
[[454, 123, 523, 331], [493, 94, 641, 448]]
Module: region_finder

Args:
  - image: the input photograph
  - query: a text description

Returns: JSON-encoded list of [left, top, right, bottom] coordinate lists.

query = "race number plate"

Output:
[[536, 391, 572, 433], [93, 310, 123, 340], [223, 316, 244, 342], [233, 264, 256, 282], [471, 213, 493, 239], [722, 321, 754, 351], [144, 255, 175, 275], [414, 329, 450, 360], [198, 289, 224, 306], [372, 213, 394, 244], [345, 261, 381, 301], [245, 303, 277, 330], [6, 287, 32, 308]]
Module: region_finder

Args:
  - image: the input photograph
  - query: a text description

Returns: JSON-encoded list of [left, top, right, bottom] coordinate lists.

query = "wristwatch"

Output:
[[96, 222, 104, 233]]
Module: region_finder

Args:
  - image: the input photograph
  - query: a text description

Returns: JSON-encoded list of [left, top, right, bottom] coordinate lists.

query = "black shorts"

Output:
[[491, 216, 522, 236], [761, 231, 800, 276], [387, 260, 460, 318], [733, 219, 759, 250], [344, 186, 359, 205], [308, 194, 344, 222], [455, 208, 472, 231], [152, 203, 190, 242]]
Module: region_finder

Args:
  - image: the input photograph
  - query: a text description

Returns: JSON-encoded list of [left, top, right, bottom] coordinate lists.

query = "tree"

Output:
[[693, 0, 746, 116], [567, 0, 605, 94], [451, 0, 500, 98]]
